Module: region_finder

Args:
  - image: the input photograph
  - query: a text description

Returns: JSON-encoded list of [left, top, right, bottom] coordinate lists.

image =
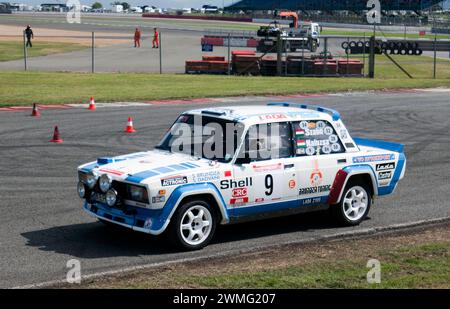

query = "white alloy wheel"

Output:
[[342, 186, 369, 222], [179, 205, 213, 246]]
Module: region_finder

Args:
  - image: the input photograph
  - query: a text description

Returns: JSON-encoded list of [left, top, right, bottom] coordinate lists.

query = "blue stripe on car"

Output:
[[153, 166, 175, 173], [80, 162, 98, 173], [168, 164, 189, 171], [126, 170, 160, 183]]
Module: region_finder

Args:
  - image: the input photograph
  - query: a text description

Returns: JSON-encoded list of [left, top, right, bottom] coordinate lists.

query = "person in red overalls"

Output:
[[134, 28, 141, 48], [152, 28, 159, 49]]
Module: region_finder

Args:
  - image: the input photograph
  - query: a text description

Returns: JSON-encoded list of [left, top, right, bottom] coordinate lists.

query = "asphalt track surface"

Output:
[[0, 90, 449, 288]]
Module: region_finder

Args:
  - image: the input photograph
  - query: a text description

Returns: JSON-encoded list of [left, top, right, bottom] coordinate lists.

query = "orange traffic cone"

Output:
[[124, 116, 136, 133], [50, 126, 63, 143], [88, 96, 96, 110], [31, 103, 40, 117]]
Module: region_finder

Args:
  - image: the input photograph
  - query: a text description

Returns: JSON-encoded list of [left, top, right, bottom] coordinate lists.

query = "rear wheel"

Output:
[[168, 200, 216, 250], [331, 182, 371, 226]]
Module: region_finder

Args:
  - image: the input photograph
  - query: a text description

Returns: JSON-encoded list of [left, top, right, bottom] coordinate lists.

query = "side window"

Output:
[[293, 120, 344, 156], [243, 122, 293, 161]]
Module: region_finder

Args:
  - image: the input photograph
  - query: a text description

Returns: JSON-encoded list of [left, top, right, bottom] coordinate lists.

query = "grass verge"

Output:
[[0, 41, 87, 62], [68, 222, 450, 289], [0, 70, 449, 107]]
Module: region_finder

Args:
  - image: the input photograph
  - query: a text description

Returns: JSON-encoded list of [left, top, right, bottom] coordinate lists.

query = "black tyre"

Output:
[[168, 200, 217, 250], [331, 181, 372, 226]]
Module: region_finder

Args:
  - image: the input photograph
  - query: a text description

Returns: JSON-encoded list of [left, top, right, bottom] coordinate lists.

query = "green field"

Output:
[[0, 71, 449, 107], [0, 41, 87, 62], [349, 54, 450, 79], [175, 242, 450, 288], [73, 223, 450, 289]]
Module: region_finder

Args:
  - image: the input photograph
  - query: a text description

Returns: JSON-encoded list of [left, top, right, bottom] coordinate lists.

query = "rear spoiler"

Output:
[[353, 137, 404, 153]]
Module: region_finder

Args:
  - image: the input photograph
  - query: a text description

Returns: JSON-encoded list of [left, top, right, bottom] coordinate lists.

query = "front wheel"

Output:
[[331, 182, 371, 226], [168, 200, 216, 250]]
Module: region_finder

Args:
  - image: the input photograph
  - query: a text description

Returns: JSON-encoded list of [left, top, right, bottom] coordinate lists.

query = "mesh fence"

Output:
[[0, 31, 448, 79]]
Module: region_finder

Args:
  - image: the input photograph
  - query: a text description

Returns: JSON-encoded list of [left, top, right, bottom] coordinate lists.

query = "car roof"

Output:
[[186, 103, 340, 126]]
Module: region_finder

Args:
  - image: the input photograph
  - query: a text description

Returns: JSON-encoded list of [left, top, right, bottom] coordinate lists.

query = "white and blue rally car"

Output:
[[77, 103, 406, 250]]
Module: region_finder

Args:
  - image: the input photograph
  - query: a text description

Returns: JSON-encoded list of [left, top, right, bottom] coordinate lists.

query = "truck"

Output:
[[257, 11, 322, 53]]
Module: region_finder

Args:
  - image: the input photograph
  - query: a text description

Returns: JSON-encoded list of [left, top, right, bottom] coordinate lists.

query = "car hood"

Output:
[[79, 150, 218, 184]]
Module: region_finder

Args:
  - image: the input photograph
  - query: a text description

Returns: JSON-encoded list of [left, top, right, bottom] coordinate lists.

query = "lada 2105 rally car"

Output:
[[77, 103, 406, 250]]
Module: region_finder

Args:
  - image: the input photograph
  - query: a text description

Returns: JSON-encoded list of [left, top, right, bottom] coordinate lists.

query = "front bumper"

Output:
[[83, 201, 168, 235]]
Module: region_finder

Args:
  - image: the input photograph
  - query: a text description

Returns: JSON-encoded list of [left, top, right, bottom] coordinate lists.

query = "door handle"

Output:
[[337, 159, 347, 164], [284, 164, 295, 169]]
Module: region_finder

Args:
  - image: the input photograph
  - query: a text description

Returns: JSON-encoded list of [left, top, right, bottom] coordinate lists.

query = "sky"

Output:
[[14, 0, 450, 10], [19, 0, 236, 9]]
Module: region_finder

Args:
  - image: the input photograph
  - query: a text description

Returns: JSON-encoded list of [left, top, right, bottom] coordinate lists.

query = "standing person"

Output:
[[152, 27, 159, 49], [24, 25, 33, 48], [134, 28, 141, 48]]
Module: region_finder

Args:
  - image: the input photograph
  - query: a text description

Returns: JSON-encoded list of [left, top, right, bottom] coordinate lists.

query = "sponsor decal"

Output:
[[296, 139, 306, 148], [295, 129, 305, 137], [296, 148, 306, 155], [308, 122, 316, 129], [152, 196, 166, 203], [255, 197, 265, 203], [288, 179, 296, 189], [316, 121, 326, 129], [378, 171, 392, 180], [224, 170, 232, 177], [220, 177, 253, 190], [232, 187, 248, 198], [322, 145, 332, 154], [230, 197, 249, 205], [310, 171, 323, 186], [299, 121, 309, 129], [306, 139, 330, 147], [353, 154, 395, 163], [306, 146, 316, 156], [161, 175, 188, 186], [305, 128, 325, 136], [193, 171, 221, 182], [329, 134, 339, 144], [340, 129, 348, 139], [259, 113, 288, 121], [299, 185, 331, 195], [252, 163, 283, 172], [152, 189, 167, 203], [376, 162, 396, 171], [331, 143, 342, 152], [302, 196, 324, 206], [324, 126, 334, 136]]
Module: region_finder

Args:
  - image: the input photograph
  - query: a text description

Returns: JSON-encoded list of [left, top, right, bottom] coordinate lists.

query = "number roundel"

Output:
[[265, 174, 273, 196]]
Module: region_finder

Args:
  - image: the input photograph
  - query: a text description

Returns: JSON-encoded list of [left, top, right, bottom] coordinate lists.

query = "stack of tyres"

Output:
[[342, 40, 422, 55]]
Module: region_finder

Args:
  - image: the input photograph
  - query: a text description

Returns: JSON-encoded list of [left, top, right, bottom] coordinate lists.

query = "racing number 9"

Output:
[[265, 174, 273, 196]]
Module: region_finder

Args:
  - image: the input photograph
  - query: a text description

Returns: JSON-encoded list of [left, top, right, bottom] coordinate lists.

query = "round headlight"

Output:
[[99, 174, 112, 193], [77, 182, 86, 198], [85, 174, 97, 189], [105, 189, 117, 207]]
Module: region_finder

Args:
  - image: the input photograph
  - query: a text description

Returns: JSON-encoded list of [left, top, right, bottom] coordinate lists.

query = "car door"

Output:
[[228, 121, 298, 216], [292, 119, 347, 206]]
